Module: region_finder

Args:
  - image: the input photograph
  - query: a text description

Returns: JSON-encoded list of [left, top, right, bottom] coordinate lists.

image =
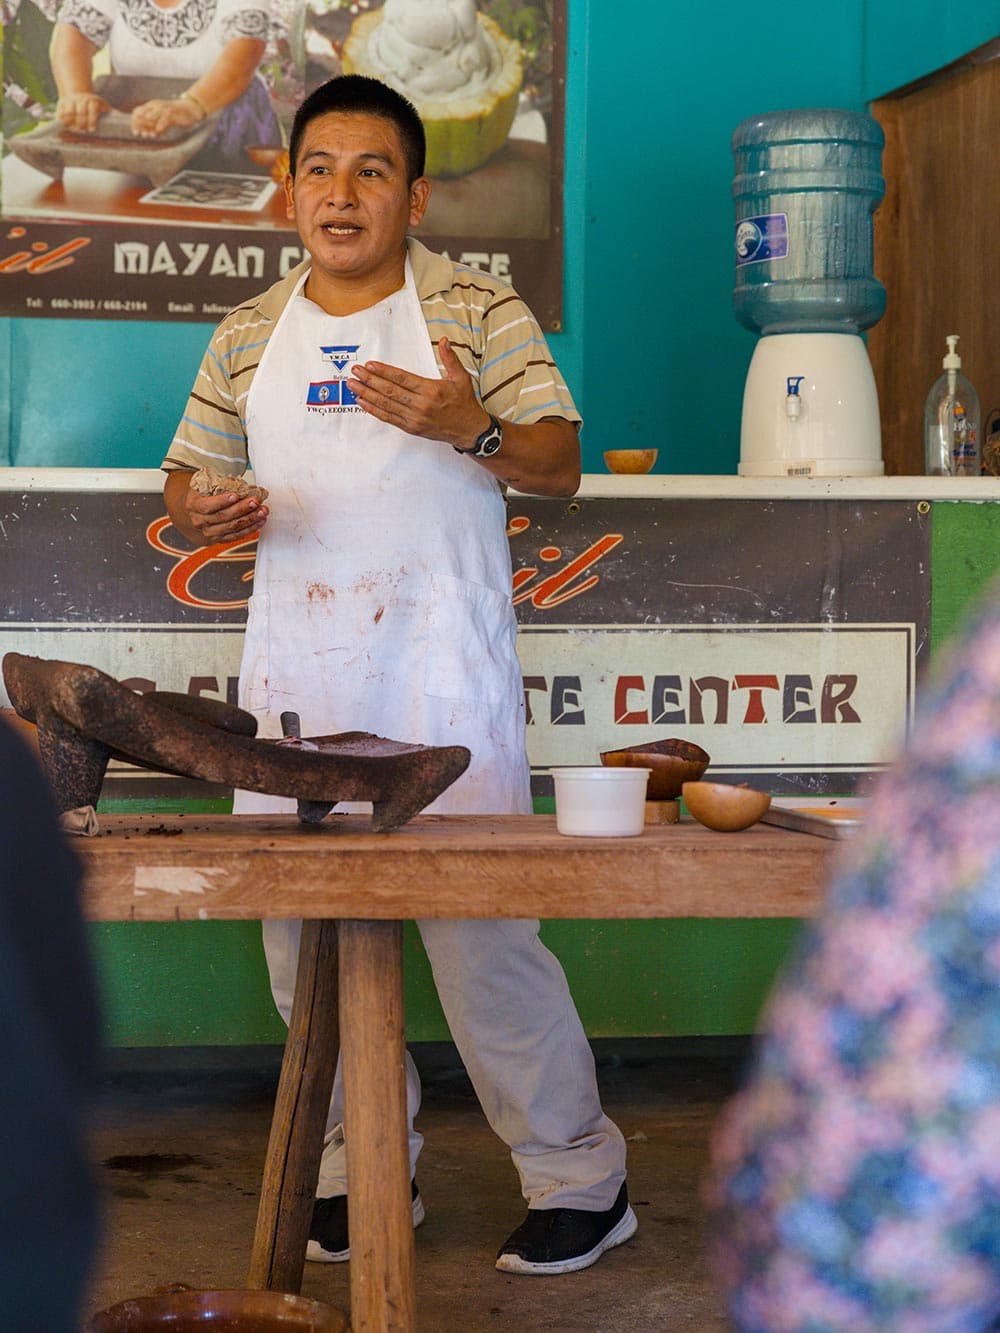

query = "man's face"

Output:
[[285, 111, 430, 296]]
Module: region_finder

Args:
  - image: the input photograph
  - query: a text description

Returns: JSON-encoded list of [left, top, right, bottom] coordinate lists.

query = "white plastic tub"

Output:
[[552, 766, 650, 837]]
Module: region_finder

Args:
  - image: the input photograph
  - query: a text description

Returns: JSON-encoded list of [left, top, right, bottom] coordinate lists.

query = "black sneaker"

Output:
[[495, 1182, 637, 1275], [306, 1181, 425, 1263]]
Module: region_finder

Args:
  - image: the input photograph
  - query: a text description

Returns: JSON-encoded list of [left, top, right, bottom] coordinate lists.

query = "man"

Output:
[[162, 74, 633, 1276]]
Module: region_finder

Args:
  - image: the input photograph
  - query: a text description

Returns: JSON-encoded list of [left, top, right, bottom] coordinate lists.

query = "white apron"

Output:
[[236, 261, 624, 1209], [236, 259, 531, 815]]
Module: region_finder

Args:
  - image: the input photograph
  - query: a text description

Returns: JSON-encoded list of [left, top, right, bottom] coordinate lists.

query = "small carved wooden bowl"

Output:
[[681, 781, 771, 832], [600, 738, 710, 800], [603, 448, 658, 474]]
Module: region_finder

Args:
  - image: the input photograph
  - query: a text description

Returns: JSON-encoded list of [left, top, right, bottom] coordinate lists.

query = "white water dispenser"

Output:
[[732, 108, 886, 477]]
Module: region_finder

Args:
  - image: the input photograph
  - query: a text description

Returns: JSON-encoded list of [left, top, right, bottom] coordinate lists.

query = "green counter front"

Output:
[[3, 471, 999, 1044]]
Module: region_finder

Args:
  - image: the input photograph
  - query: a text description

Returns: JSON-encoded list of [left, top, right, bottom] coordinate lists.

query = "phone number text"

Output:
[[43, 298, 149, 312]]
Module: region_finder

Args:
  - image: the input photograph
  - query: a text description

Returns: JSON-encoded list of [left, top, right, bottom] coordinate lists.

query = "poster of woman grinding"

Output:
[[0, 0, 565, 327]]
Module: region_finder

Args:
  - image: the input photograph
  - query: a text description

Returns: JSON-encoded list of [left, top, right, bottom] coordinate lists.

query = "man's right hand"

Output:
[[164, 471, 269, 547]]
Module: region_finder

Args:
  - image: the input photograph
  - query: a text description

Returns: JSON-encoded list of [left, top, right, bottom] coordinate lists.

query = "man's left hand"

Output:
[[348, 336, 489, 450]]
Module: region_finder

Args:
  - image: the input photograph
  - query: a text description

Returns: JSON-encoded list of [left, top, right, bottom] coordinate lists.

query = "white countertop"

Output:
[[1, 467, 999, 501]]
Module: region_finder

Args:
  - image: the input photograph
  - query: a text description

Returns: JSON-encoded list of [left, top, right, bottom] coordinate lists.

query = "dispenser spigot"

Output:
[[785, 375, 805, 420]]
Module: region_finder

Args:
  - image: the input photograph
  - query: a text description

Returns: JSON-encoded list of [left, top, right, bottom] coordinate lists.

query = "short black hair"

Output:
[[289, 75, 426, 183]]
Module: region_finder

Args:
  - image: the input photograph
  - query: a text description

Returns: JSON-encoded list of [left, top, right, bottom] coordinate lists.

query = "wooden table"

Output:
[[79, 812, 832, 1332]]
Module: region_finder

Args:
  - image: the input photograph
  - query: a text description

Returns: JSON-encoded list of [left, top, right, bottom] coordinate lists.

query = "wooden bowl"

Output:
[[245, 144, 284, 169], [601, 738, 709, 800], [681, 781, 771, 832], [89, 1287, 347, 1330], [603, 449, 658, 474]]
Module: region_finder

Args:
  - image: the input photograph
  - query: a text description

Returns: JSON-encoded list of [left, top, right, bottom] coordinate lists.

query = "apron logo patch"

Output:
[[308, 344, 362, 412], [320, 344, 360, 372]]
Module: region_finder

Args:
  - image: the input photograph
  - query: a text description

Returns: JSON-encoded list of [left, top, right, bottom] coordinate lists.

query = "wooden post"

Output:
[[247, 918, 340, 1293], [339, 919, 415, 1332]]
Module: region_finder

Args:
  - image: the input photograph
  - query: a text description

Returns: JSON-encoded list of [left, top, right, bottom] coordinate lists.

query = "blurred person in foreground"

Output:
[[705, 580, 1000, 1331], [0, 716, 101, 1330]]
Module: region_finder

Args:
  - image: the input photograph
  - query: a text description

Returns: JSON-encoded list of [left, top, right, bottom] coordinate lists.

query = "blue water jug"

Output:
[[732, 108, 886, 336]]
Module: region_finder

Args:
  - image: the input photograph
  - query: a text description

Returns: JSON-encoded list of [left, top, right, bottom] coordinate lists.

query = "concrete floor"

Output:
[[83, 1038, 751, 1331]]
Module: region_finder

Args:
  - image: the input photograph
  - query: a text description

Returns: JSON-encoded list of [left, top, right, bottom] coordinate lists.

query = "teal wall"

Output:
[[862, 2, 998, 99], [0, 317, 211, 468], [579, 2, 867, 473]]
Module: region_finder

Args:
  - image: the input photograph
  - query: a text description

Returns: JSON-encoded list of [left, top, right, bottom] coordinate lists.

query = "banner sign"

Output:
[[0, 488, 930, 797], [1, 1, 566, 327], [517, 623, 914, 778]]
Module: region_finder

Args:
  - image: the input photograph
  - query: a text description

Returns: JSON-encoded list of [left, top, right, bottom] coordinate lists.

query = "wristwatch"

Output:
[[456, 414, 503, 459]]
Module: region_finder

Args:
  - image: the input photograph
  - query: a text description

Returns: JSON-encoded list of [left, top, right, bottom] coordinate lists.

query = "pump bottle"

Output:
[[924, 335, 981, 476]]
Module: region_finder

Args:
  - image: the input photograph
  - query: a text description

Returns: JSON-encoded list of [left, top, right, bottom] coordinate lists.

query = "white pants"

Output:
[[263, 915, 627, 1211]]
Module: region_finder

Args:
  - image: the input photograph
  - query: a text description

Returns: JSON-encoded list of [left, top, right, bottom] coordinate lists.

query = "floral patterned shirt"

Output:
[[706, 581, 1000, 1332]]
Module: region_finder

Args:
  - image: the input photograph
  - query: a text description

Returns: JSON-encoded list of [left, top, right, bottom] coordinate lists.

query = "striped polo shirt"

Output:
[[162, 237, 580, 476]]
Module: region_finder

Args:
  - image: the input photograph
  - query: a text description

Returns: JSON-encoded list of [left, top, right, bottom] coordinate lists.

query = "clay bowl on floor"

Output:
[[682, 781, 771, 832], [600, 738, 709, 800], [604, 448, 658, 474], [89, 1287, 347, 1330]]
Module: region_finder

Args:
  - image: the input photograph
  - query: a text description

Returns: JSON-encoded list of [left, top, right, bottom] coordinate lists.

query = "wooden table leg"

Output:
[[247, 918, 340, 1293], [339, 919, 415, 1333]]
